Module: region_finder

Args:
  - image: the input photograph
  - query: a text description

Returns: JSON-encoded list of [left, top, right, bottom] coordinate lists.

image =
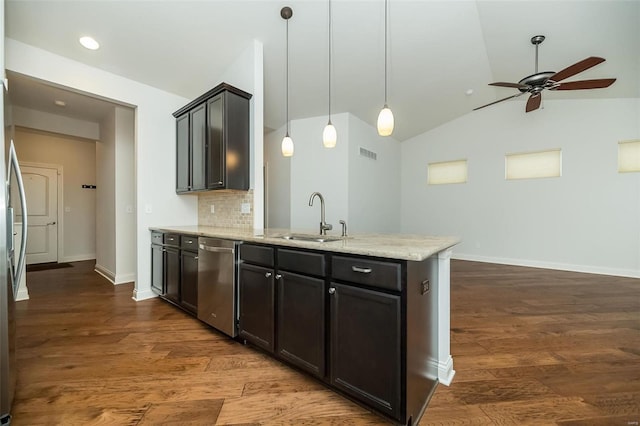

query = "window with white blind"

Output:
[[427, 159, 468, 185], [505, 149, 561, 180], [618, 140, 640, 173]]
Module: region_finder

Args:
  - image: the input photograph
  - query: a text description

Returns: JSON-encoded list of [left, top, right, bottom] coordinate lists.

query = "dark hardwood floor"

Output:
[[11, 259, 640, 425]]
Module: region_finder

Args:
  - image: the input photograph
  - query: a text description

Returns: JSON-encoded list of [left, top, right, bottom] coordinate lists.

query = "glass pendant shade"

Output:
[[377, 105, 394, 136], [281, 135, 294, 157], [322, 122, 337, 148]]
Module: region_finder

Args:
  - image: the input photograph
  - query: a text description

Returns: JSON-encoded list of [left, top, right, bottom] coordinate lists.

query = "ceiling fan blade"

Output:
[[549, 57, 605, 82], [525, 94, 541, 112], [551, 78, 617, 90], [473, 93, 524, 111], [489, 82, 530, 90]]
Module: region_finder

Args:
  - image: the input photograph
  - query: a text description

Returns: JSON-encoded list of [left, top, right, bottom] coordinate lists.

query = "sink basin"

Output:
[[279, 234, 344, 243]]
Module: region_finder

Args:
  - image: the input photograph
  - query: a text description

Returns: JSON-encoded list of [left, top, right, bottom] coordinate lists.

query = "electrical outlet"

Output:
[[64, 206, 71, 213], [126, 205, 133, 214], [241, 203, 251, 214], [210, 204, 215, 214], [145, 204, 152, 214]]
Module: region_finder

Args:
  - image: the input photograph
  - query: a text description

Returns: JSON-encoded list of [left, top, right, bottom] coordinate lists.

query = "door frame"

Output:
[[20, 161, 64, 264]]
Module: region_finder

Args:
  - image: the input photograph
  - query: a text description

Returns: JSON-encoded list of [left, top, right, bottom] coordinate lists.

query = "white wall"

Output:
[[6, 38, 195, 300], [13, 126, 97, 262], [95, 108, 116, 278], [218, 40, 264, 230], [289, 113, 350, 232], [12, 105, 99, 140], [272, 112, 401, 234], [401, 98, 640, 277], [114, 107, 136, 283], [348, 114, 401, 233], [264, 125, 290, 229]]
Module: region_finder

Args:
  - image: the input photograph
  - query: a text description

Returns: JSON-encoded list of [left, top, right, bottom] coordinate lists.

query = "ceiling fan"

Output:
[[474, 35, 617, 113]]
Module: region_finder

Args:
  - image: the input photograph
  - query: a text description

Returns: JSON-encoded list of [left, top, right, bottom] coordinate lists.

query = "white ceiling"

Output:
[[6, 0, 639, 141]]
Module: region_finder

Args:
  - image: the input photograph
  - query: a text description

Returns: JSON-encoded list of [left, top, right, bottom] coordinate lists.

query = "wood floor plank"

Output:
[[11, 259, 640, 425]]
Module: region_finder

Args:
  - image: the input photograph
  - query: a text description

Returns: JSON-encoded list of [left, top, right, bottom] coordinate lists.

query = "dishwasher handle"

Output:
[[199, 244, 235, 254]]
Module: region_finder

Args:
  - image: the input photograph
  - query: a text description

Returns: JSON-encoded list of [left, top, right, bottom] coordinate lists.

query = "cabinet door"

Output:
[[190, 103, 207, 191], [238, 263, 274, 352], [277, 271, 325, 378], [164, 247, 181, 304], [329, 283, 402, 420], [151, 244, 164, 295], [180, 250, 198, 314], [207, 94, 224, 189], [176, 113, 190, 193]]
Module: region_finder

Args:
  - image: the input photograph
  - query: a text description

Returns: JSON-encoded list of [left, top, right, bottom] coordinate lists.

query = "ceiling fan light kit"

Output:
[[474, 34, 616, 113]]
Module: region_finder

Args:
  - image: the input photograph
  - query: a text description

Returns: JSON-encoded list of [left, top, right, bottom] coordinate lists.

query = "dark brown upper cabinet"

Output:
[[173, 83, 252, 193]]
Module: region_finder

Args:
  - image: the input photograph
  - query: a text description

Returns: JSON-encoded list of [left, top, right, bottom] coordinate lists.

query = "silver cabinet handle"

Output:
[[186, 240, 193, 244], [265, 272, 272, 278], [352, 266, 372, 274], [194, 256, 199, 260], [275, 274, 282, 280], [328, 287, 336, 295]]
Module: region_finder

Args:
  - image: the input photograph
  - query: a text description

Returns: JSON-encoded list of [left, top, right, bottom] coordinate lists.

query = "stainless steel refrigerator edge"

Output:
[[1, 4, 29, 417], [197, 238, 238, 337]]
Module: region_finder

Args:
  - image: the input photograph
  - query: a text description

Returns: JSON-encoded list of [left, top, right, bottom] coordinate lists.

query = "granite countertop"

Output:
[[151, 225, 460, 262]]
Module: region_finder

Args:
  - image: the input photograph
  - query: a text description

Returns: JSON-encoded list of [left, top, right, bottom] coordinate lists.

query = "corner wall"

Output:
[[401, 98, 640, 277], [6, 38, 195, 300]]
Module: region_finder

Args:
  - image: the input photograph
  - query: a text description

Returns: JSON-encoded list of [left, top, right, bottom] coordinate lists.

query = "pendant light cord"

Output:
[[286, 16, 290, 136], [384, 0, 388, 106], [328, 0, 332, 120]]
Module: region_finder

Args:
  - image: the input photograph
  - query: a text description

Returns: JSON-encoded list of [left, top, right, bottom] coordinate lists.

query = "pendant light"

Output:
[[281, 6, 294, 157], [322, 0, 337, 148], [377, 0, 394, 137]]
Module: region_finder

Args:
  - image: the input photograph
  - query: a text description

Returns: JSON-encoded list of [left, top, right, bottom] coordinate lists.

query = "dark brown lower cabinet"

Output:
[[151, 243, 164, 295], [238, 263, 275, 352], [276, 271, 325, 378], [180, 249, 198, 314], [164, 246, 180, 304], [329, 282, 402, 421]]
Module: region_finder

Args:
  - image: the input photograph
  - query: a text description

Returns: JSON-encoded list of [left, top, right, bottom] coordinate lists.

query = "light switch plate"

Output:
[[241, 203, 251, 214], [210, 204, 215, 214]]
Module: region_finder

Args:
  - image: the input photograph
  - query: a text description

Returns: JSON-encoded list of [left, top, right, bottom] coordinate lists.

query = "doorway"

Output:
[[11, 163, 61, 265]]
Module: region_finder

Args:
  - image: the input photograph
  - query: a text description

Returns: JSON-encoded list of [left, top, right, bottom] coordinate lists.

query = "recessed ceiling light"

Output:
[[79, 36, 100, 50], [54, 100, 66, 107], [465, 89, 474, 96]]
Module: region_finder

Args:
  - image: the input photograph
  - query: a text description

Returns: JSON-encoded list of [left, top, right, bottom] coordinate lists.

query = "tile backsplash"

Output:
[[198, 190, 254, 229]]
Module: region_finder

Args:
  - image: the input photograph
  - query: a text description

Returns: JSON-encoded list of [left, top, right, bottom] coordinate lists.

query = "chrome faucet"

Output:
[[308, 192, 333, 235]]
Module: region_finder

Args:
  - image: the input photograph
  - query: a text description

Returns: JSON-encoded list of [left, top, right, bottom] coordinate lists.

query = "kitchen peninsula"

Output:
[[150, 225, 459, 425]]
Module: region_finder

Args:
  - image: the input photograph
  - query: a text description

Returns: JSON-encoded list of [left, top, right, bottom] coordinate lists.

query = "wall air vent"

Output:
[[359, 147, 377, 160]]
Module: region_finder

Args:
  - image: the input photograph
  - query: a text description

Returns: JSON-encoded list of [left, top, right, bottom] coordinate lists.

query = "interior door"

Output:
[[12, 165, 58, 265]]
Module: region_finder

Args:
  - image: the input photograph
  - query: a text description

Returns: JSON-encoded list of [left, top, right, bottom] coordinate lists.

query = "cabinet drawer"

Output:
[[240, 244, 274, 267], [332, 256, 402, 291], [278, 249, 326, 277], [151, 231, 164, 245], [180, 235, 199, 251], [164, 233, 180, 247]]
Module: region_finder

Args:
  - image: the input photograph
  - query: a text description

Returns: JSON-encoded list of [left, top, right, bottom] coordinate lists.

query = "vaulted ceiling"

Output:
[[6, 0, 639, 141]]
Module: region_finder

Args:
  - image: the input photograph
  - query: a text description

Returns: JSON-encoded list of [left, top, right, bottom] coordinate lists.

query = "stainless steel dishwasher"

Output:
[[197, 238, 238, 337]]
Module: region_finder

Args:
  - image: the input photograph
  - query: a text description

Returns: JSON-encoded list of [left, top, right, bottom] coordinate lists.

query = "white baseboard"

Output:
[[94, 263, 115, 283], [60, 253, 96, 263], [132, 288, 157, 301], [453, 252, 640, 279], [15, 287, 29, 301], [113, 272, 136, 285]]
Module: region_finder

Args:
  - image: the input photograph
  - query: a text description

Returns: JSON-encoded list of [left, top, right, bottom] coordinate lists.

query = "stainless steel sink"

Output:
[[279, 234, 343, 243]]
